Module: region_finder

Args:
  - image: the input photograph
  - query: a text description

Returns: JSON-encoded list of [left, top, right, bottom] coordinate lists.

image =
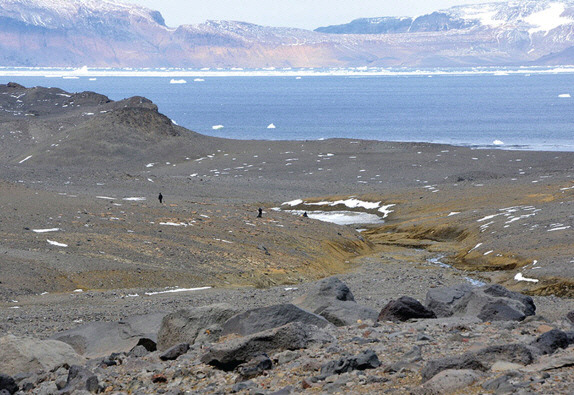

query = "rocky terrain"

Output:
[[3, 0, 574, 67], [0, 82, 573, 393]]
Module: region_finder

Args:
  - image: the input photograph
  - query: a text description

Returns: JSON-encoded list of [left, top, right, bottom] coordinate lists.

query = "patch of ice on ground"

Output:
[[285, 210, 385, 225], [96, 196, 115, 200], [33, 228, 60, 233], [548, 225, 571, 232], [18, 155, 33, 164], [144, 286, 211, 296], [448, 212, 460, 216], [47, 239, 67, 247], [122, 197, 146, 201], [160, 222, 193, 227], [514, 272, 539, 283], [282, 199, 303, 206]]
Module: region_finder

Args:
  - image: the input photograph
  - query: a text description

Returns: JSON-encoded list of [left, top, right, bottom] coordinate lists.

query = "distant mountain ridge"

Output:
[[2, 0, 574, 67]]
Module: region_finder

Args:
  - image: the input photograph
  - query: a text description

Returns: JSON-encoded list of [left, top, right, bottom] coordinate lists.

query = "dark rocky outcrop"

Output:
[[293, 277, 378, 326], [378, 296, 437, 322]]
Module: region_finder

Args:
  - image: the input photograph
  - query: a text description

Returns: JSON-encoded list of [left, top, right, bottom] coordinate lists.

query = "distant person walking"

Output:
[[158, 192, 163, 204], [257, 207, 263, 218]]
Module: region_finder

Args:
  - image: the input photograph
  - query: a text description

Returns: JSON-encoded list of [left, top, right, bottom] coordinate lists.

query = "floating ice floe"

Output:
[[170, 79, 187, 84], [559, 93, 571, 98], [493, 139, 505, 146], [212, 125, 224, 130], [194, 78, 205, 82], [144, 286, 212, 296], [47, 239, 67, 247], [514, 273, 539, 283], [267, 123, 276, 129], [33, 228, 60, 233]]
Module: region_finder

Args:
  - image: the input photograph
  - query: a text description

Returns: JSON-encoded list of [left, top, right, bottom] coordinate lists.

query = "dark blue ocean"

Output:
[[2, 73, 573, 151]]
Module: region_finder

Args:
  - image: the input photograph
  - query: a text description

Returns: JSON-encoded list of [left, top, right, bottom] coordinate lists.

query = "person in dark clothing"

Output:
[[257, 207, 263, 218], [158, 192, 163, 204]]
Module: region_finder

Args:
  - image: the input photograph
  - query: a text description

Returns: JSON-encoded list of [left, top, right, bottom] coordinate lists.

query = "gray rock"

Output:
[[201, 322, 333, 371], [378, 296, 436, 322], [0, 375, 18, 395], [293, 277, 378, 326], [222, 303, 331, 337], [157, 303, 238, 350], [231, 380, 257, 393], [425, 283, 535, 321], [482, 372, 522, 393], [237, 354, 273, 379], [422, 343, 534, 381], [415, 369, 482, 394], [59, 365, 99, 395], [0, 335, 85, 376], [160, 343, 190, 361], [320, 349, 380, 377], [51, 313, 164, 358], [531, 329, 570, 355]]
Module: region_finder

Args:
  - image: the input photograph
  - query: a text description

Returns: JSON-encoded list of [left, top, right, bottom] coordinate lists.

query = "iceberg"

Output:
[[212, 125, 224, 130], [267, 123, 276, 129], [170, 79, 187, 84], [559, 93, 571, 98]]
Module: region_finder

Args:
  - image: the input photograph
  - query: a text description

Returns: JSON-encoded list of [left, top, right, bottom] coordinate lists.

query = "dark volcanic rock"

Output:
[[422, 343, 535, 381], [237, 354, 273, 379], [59, 365, 99, 395], [378, 296, 437, 322], [293, 277, 378, 326], [160, 343, 190, 361], [320, 349, 381, 377], [201, 322, 333, 371], [0, 374, 18, 395], [157, 303, 239, 351], [222, 303, 331, 337], [531, 329, 570, 355], [425, 283, 535, 321]]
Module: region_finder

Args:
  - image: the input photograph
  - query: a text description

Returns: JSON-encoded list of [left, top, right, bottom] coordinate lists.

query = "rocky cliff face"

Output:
[[1, 0, 574, 67]]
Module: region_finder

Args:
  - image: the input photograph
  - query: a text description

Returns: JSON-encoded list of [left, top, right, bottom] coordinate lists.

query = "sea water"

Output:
[[1, 70, 573, 151]]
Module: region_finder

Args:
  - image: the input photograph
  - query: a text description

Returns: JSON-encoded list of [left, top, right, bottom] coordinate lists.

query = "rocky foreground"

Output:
[[1, 83, 574, 393], [2, 276, 574, 394]]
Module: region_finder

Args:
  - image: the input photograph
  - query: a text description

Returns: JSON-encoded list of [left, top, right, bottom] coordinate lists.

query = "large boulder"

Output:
[[51, 313, 165, 358], [292, 277, 378, 326], [0, 335, 85, 376], [378, 296, 437, 322], [425, 284, 535, 321], [201, 322, 333, 371], [222, 303, 331, 337], [157, 303, 239, 350]]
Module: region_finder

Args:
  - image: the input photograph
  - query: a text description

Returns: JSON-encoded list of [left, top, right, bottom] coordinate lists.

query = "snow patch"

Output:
[[47, 239, 67, 247]]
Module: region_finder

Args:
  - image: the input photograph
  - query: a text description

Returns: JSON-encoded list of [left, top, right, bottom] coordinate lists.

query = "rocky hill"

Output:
[[2, 0, 574, 67]]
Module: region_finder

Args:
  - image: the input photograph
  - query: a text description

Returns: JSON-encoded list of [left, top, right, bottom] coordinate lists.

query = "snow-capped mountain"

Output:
[[2, 0, 574, 67]]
